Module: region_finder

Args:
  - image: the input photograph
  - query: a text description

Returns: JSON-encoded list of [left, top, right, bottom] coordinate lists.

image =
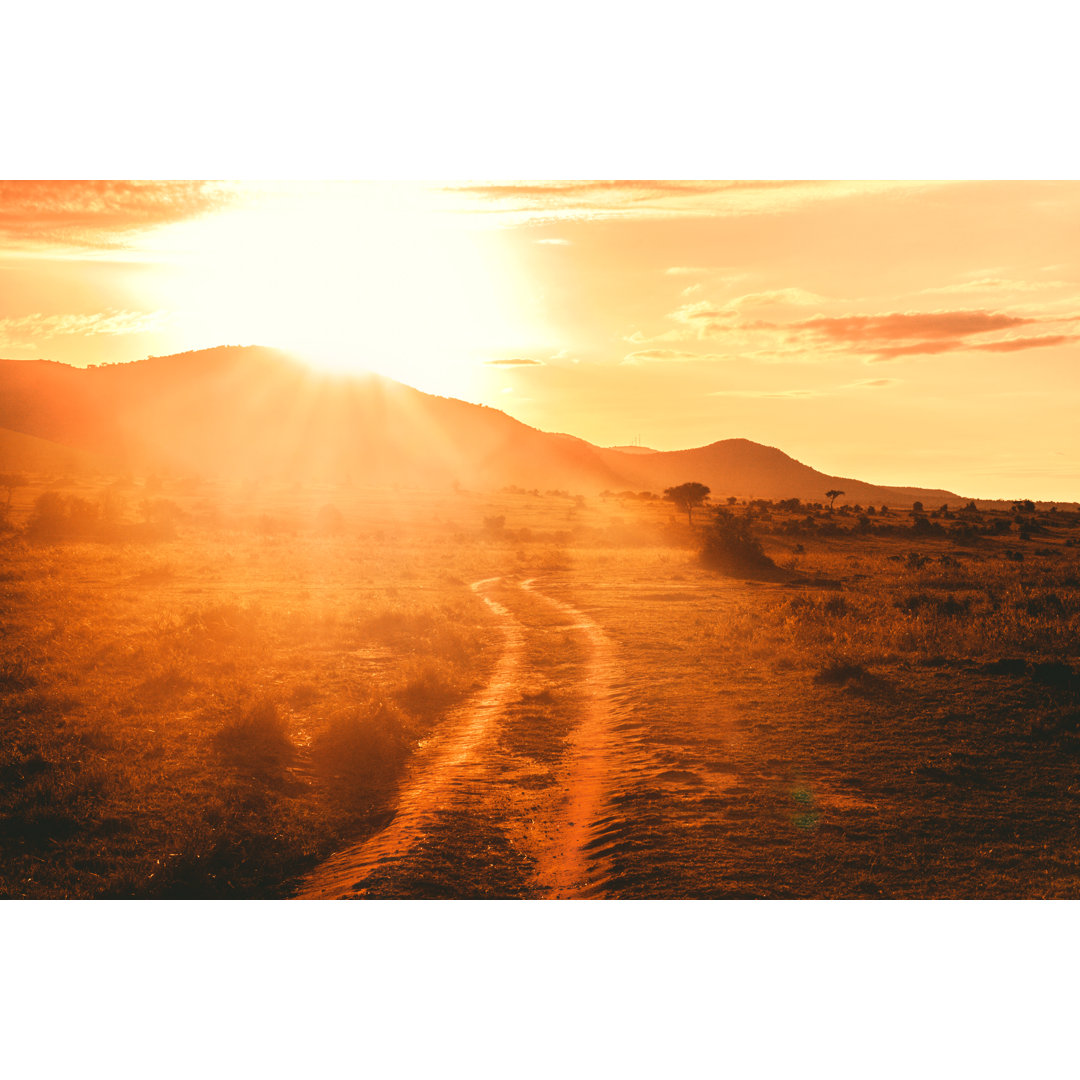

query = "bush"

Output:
[[25, 492, 99, 540], [313, 699, 412, 785], [700, 509, 779, 577], [214, 698, 294, 768]]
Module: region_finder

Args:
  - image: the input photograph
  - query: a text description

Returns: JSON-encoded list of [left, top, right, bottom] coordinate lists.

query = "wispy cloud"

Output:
[[535, 238, 572, 245], [968, 333, 1076, 353], [485, 357, 545, 366], [711, 377, 903, 399], [447, 180, 943, 224], [793, 310, 1034, 342], [0, 309, 170, 347], [658, 290, 828, 341], [845, 377, 903, 389], [708, 388, 822, 398], [0, 181, 234, 249], [621, 348, 728, 365], [652, 296, 1079, 362], [919, 277, 1077, 299], [665, 266, 719, 276]]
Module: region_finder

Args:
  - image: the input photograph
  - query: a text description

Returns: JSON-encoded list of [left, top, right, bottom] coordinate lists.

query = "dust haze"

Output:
[[3, 349, 1080, 899]]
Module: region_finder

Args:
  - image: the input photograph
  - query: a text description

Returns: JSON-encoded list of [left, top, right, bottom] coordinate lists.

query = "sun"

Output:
[[129, 182, 535, 399]]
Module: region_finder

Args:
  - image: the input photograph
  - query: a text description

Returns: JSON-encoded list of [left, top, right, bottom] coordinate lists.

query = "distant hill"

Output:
[[0, 348, 963, 505], [0, 426, 104, 476], [610, 438, 961, 507]]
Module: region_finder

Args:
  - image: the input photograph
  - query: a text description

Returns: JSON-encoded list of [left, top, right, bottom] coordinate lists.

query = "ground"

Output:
[[2, 476, 1079, 898]]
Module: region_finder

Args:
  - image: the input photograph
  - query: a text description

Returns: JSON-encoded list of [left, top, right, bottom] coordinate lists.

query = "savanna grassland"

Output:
[[3, 473, 1080, 898], [0, 475, 639, 898]]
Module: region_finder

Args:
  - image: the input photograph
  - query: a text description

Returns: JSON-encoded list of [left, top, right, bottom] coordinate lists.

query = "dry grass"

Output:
[[556, 508, 1080, 898], [3, 477, 1080, 897], [0, 478, 552, 898]]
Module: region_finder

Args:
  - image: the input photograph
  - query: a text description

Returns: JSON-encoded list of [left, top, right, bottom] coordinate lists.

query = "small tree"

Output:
[[825, 489, 844, 509], [664, 482, 711, 525]]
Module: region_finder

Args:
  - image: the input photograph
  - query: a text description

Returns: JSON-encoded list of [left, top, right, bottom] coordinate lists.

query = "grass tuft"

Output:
[[214, 698, 294, 768], [313, 699, 412, 787]]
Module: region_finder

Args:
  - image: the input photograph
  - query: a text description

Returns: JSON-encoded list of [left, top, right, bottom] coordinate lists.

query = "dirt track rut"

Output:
[[298, 576, 649, 899]]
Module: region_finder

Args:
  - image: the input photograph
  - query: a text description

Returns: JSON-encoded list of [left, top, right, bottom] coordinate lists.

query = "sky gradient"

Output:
[[2, 179, 1078, 500]]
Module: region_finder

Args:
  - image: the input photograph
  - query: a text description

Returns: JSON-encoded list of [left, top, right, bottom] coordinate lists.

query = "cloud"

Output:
[[921, 277, 1075, 297], [668, 301, 739, 335], [788, 308, 1080, 361], [708, 388, 822, 399], [649, 290, 1080, 364], [869, 340, 978, 360], [694, 300, 1076, 362], [669, 290, 825, 331], [0, 181, 234, 249], [713, 377, 902, 398], [446, 180, 943, 224], [793, 309, 1035, 342], [0, 309, 171, 347], [968, 333, 1076, 353], [622, 348, 727, 365], [485, 357, 544, 366], [535, 238, 571, 245], [845, 377, 902, 389]]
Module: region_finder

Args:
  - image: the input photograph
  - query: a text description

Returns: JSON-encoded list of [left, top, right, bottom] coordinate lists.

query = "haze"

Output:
[[1, 179, 1078, 500]]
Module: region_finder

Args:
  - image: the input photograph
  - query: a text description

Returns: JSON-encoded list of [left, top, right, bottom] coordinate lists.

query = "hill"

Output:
[[607, 445, 659, 456], [0, 348, 962, 505], [0, 426, 105, 477], [607, 438, 960, 506]]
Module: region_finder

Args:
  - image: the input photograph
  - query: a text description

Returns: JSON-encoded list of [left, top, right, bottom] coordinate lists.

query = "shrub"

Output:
[[813, 661, 872, 686], [313, 699, 412, 785], [396, 661, 459, 718], [700, 509, 779, 577], [813, 660, 887, 693], [896, 592, 971, 617], [25, 492, 99, 540], [214, 698, 294, 767]]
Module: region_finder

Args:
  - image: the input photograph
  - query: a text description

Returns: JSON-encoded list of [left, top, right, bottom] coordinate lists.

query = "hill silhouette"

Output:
[[0, 346, 961, 504]]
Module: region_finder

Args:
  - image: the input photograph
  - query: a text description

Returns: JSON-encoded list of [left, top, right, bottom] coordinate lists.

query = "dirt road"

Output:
[[298, 576, 652, 899]]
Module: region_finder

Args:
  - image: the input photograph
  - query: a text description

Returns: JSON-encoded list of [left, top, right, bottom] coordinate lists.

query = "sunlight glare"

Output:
[[131, 183, 534, 399]]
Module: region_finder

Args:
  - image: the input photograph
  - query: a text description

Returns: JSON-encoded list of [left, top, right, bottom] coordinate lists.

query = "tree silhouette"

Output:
[[664, 482, 711, 525], [0, 473, 25, 508], [825, 488, 844, 509]]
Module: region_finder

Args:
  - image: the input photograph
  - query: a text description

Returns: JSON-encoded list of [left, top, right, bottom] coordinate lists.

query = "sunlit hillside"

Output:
[[0, 348, 962, 505]]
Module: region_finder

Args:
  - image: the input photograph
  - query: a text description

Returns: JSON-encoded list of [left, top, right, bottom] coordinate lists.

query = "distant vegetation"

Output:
[[4, 466, 1080, 899], [700, 508, 780, 578], [664, 481, 711, 524]]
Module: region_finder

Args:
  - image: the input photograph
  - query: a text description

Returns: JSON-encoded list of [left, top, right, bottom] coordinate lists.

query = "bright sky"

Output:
[[1, 179, 1079, 500]]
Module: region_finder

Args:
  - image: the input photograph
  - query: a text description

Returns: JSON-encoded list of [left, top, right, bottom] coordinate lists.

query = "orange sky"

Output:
[[2, 179, 1079, 500]]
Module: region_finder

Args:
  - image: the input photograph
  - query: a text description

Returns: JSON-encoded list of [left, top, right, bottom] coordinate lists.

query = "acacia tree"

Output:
[[664, 482, 711, 525], [825, 488, 844, 509]]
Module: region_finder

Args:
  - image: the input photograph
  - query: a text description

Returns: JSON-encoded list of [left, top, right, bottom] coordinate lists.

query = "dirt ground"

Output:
[[4, 478, 1080, 898], [302, 536, 1080, 900]]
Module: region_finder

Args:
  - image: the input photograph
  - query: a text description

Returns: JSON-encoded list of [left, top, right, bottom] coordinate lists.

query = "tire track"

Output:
[[519, 579, 628, 898], [297, 578, 527, 899], [296, 576, 645, 900]]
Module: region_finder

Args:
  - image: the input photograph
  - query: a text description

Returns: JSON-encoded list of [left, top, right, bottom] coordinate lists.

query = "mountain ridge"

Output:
[[0, 347, 963, 506]]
